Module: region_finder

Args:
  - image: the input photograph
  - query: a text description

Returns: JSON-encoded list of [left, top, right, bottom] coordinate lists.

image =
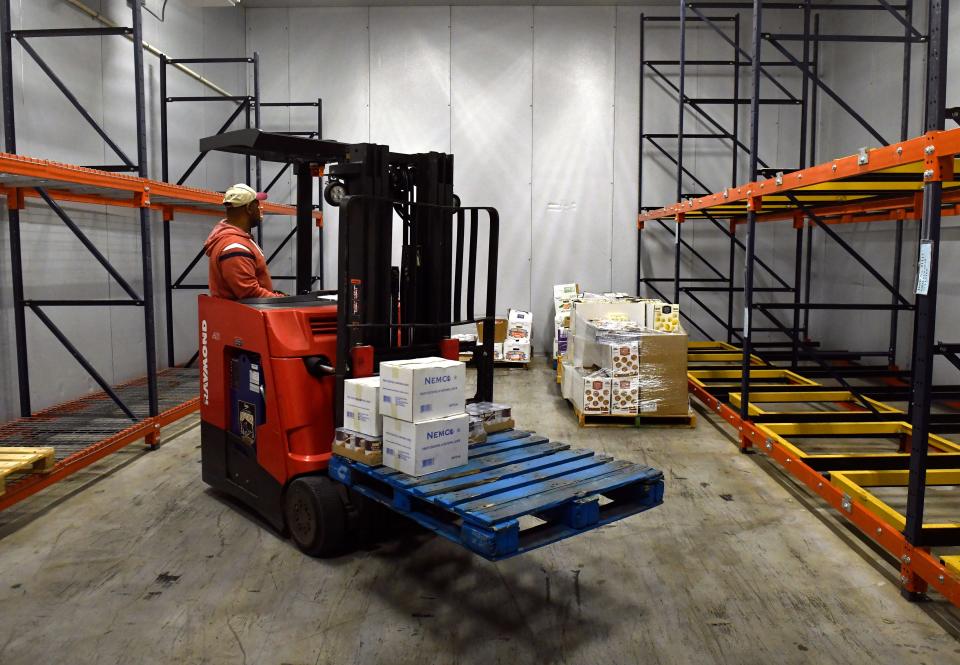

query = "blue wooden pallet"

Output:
[[328, 429, 664, 560]]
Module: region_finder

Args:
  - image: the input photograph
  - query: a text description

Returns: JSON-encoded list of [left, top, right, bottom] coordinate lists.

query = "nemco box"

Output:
[[380, 357, 466, 423], [382, 413, 469, 476]]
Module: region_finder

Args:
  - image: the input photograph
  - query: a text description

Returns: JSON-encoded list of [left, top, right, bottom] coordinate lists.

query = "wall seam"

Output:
[[529, 4, 534, 321], [610, 7, 617, 292]]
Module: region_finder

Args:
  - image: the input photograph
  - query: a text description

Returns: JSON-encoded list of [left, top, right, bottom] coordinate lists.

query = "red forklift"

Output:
[[197, 129, 663, 560]]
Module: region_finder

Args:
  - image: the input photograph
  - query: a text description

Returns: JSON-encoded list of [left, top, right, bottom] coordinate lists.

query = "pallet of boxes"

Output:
[[477, 309, 532, 367], [332, 356, 515, 476], [558, 295, 693, 428]]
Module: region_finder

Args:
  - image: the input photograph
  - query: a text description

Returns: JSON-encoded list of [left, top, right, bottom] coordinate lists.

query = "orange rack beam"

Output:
[[0, 151, 321, 221], [638, 127, 960, 226]]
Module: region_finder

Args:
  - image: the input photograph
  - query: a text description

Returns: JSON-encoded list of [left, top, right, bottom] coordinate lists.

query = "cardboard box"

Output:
[[342, 376, 382, 437], [382, 413, 469, 476], [507, 308, 533, 342], [572, 370, 611, 415], [333, 427, 383, 465], [569, 333, 610, 370], [560, 361, 575, 401], [466, 402, 513, 433], [493, 342, 504, 361], [477, 318, 507, 344], [503, 342, 531, 363], [572, 300, 647, 339], [646, 302, 681, 333], [611, 377, 640, 415], [380, 357, 466, 423], [638, 329, 689, 415], [553, 283, 580, 301], [607, 342, 640, 377]]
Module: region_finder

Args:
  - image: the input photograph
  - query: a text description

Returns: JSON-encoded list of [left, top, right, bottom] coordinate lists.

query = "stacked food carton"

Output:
[[503, 308, 533, 363], [334, 357, 471, 477], [559, 293, 688, 418], [334, 376, 385, 464], [553, 283, 579, 361], [478, 310, 533, 364], [379, 357, 470, 476]]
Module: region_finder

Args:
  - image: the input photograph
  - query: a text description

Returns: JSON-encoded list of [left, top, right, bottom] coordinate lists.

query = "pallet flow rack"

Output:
[[638, 0, 920, 366], [0, 154, 306, 511], [641, 0, 960, 605], [159, 51, 326, 367], [0, 0, 310, 511]]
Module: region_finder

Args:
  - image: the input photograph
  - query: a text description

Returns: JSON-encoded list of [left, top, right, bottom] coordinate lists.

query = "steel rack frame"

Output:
[[638, 0, 920, 368], [642, 0, 960, 606], [0, 152, 305, 511], [0, 1, 310, 511], [158, 52, 325, 367], [0, 0, 157, 422]]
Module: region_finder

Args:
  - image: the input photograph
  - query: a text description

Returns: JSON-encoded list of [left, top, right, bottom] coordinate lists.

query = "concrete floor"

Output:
[[2, 359, 960, 665]]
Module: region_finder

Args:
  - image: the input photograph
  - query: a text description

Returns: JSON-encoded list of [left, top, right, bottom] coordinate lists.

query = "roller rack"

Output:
[[639, 0, 960, 605], [0, 154, 307, 511], [0, 0, 310, 511], [639, 0, 920, 362]]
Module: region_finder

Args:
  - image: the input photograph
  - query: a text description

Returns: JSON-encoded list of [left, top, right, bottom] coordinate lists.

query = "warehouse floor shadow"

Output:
[[354, 533, 626, 664]]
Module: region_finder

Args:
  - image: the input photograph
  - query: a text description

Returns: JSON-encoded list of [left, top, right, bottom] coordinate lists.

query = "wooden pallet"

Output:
[[329, 429, 664, 560], [495, 360, 530, 369], [570, 403, 696, 429], [0, 447, 56, 495]]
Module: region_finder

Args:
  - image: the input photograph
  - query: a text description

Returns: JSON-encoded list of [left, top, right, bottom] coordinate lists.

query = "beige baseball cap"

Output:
[[222, 183, 268, 207]]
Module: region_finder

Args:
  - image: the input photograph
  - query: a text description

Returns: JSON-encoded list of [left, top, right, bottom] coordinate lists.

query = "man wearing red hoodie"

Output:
[[204, 183, 283, 300]]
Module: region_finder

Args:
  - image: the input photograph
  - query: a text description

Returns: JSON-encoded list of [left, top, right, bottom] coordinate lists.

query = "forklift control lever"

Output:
[[303, 355, 335, 378]]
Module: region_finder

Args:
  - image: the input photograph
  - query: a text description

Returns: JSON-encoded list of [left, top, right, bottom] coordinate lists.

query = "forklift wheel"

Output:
[[284, 476, 347, 557]]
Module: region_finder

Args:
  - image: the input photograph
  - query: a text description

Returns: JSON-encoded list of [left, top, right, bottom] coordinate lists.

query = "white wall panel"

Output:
[[369, 6, 450, 154], [451, 5, 532, 316], [531, 5, 616, 346], [288, 6, 370, 288], [612, 6, 640, 297], [369, 5, 451, 270]]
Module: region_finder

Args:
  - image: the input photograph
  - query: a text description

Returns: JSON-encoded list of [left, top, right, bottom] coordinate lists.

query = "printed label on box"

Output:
[[639, 399, 659, 413]]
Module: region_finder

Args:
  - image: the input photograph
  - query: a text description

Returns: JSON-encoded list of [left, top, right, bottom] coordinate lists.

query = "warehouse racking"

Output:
[[638, 0, 920, 365], [639, 0, 960, 604], [158, 51, 325, 367], [0, 0, 307, 510]]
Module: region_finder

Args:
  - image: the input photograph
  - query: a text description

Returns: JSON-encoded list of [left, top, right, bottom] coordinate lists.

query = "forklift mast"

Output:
[[200, 129, 498, 425]]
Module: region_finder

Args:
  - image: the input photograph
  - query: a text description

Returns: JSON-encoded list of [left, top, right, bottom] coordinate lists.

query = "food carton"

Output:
[[382, 413, 469, 476], [342, 376, 382, 437], [380, 357, 466, 423]]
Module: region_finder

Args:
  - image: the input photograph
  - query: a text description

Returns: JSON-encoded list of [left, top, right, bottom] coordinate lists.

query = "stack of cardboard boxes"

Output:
[[553, 283, 579, 361], [504, 308, 532, 363], [477, 309, 533, 364], [559, 293, 688, 417], [334, 357, 472, 477]]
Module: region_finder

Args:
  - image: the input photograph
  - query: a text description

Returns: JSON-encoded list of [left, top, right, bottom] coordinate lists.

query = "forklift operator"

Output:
[[204, 183, 282, 300]]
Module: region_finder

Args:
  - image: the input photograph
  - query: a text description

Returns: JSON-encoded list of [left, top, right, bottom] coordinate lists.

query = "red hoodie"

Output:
[[203, 220, 278, 300]]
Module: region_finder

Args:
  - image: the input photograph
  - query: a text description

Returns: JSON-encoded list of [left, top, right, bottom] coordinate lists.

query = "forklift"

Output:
[[197, 129, 663, 559]]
